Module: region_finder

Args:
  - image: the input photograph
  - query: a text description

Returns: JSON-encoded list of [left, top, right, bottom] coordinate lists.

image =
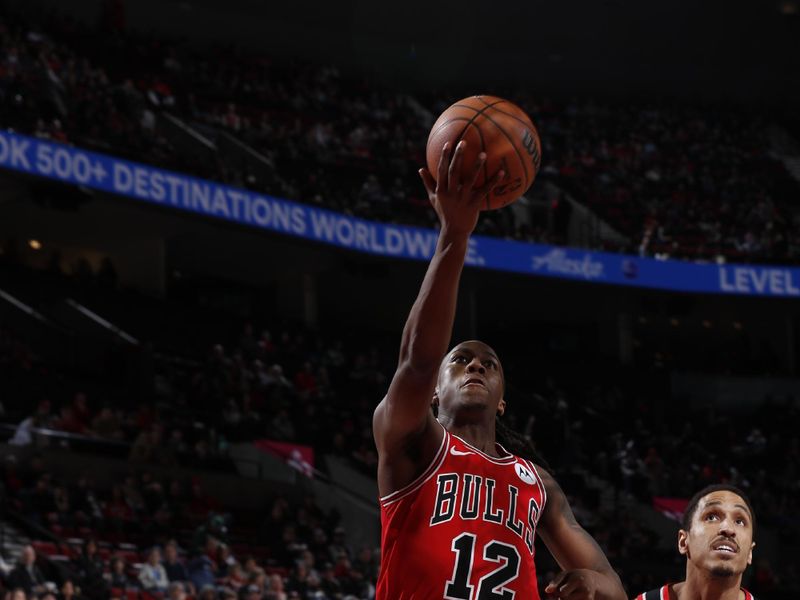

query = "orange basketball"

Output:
[[426, 95, 542, 210]]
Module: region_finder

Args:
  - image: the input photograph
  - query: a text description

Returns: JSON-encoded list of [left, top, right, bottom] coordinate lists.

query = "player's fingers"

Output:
[[419, 168, 437, 199], [466, 152, 487, 190], [436, 142, 451, 192], [472, 169, 505, 204], [552, 577, 583, 598], [448, 140, 466, 192], [544, 571, 569, 595]]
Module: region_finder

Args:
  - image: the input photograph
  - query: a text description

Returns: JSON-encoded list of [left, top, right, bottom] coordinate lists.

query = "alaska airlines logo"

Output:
[[531, 249, 604, 280]]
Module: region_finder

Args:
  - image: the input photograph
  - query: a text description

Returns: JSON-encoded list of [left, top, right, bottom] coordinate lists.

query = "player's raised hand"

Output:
[[419, 141, 504, 237], [545, 569, 604, 599]]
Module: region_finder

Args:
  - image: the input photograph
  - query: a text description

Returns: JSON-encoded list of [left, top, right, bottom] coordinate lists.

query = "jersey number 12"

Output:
[[444, 533, 521, 600]]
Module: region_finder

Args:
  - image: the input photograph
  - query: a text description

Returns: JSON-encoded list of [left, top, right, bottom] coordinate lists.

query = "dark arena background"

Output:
[[1, 0, 799, 598]]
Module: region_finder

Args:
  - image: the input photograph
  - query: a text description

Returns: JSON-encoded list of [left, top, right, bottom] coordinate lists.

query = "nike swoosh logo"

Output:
[[450, 445, 475, 457]]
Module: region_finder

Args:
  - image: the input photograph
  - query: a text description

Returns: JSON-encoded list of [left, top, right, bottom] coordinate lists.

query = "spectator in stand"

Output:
[[70, 392, 91, 431], [70, 475, 104, 529], [8, 545, 49, 595], [196, 584, 216, 600], [319, 563, 342, 597], [221, 562, 245, 592], [54, 405, 87, 435], [162, 540, 192, 591], [264, 573, 288, 600], [6, 546, 48, 598], [122, 475, 145, 514], [293, 362, 317, 399], [287, 563, 310, 597], [107, 556, 135, 591], [219, 588, 237, 600], [61, 579, 89, 600], [138, 547, 169, 593], [71, 540, 107, 600], [129, 425, 163, 463], [187, 555, 216, 593], [166, 581, 186, 600], [104, 485, 133, 531], [328, 528, 350, 562], [51, 484, 74, 529], [8, 400, 54, 447], [214, 543, 235, 577], [244, 568, 269, 596], [90, 406, 123, 439], [352, 546, 377, 583]]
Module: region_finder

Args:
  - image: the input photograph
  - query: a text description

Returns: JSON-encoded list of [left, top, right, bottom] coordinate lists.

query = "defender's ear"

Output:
[[497, 397, 506, 416], [678, 529, 690, 558]]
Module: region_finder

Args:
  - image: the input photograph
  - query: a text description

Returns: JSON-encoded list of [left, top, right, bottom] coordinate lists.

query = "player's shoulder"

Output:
[[633, 586, 755, 600], [633, 585, 670, 600]]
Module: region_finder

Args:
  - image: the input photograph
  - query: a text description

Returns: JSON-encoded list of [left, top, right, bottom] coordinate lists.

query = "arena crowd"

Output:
[[1, 8, 799, 262]]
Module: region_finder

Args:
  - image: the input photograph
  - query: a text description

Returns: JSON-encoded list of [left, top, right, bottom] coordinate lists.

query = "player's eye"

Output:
[[453, 355, 467, 363], [735, 517, 747, 526], [704, 513, 719, 521], [483, 360, 497, 369]]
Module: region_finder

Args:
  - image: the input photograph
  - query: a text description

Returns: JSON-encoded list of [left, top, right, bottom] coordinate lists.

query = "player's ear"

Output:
[[747, 541, 755, 565], [677, 529, 689, 557], [497, 397, 506, 416]]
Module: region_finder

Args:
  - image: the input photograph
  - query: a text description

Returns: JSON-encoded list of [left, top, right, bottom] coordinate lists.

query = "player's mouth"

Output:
[[461, 377, 486, 389], [711, 539, 739, 555]]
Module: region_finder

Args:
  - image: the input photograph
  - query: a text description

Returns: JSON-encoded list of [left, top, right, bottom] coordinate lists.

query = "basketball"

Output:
[[426, 95, 542, 210]]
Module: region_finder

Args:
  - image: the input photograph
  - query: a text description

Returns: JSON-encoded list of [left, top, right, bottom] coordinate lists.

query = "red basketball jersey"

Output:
[[377, 426, 547, 600]]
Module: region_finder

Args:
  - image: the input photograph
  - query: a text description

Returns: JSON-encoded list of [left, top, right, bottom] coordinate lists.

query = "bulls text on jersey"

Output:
[[430, 472, 542, 555]]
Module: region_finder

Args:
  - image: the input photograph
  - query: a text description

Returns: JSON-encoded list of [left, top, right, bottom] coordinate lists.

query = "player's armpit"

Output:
[[373, 360, 441, 450], [537, 469, 627, 600], [373, 394, 443, 499]]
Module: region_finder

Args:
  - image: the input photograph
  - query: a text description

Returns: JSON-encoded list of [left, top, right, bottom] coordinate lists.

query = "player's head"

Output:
[[433, 340, 505, 422], [678, 484, 755, 580]]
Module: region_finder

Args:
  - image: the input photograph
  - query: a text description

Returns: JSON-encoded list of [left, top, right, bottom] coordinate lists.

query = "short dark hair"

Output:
[[681, 484, 756, 535]]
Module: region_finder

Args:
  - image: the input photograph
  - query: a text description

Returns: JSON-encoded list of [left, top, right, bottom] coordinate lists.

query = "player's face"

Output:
[[678, 491, 755, 578], [435, 341, 505, 417]]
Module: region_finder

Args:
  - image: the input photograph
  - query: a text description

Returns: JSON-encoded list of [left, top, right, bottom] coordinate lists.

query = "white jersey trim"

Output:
[[451, 433, 517, 465], [379, 424, 449, 507]]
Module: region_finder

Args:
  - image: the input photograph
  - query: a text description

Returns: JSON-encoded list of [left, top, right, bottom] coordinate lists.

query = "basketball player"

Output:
[[373, 141, 626, 599], [634, 484, 757, 600]]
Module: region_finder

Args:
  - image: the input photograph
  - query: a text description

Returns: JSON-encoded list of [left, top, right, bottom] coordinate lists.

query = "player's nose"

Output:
[[718, 519, 736, 537], [466, 357, 485, 373]]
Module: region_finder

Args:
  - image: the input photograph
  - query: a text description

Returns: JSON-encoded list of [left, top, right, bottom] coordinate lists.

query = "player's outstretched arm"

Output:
[[373, 141, 502, 494], [537, 469, 627, 600]]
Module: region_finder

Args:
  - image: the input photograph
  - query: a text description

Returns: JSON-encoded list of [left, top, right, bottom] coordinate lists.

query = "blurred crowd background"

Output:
[[1, 1, 800, 599]]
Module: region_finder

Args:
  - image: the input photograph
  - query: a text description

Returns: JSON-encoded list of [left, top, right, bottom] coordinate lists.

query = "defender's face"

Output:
[[436, 341, 505, 416], [679, 491, 755, 578]]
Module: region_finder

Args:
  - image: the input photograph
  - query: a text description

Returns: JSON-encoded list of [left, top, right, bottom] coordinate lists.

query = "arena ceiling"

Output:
[[15, 0, 800, 103], [151, 0, 799, 103]]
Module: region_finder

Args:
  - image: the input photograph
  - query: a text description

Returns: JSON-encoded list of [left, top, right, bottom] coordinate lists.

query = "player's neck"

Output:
[[676, 566, 744, 600], [440, 419, 499, 456]]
